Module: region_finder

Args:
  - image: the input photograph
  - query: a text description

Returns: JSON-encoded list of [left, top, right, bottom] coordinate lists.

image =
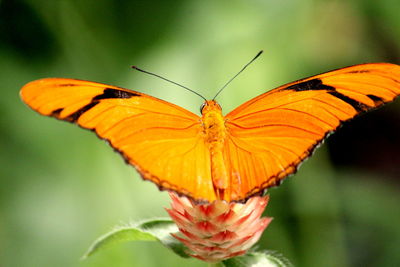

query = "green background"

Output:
[[1, 0, 400, 266]]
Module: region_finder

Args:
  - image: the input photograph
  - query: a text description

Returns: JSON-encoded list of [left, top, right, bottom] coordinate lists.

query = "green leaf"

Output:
[[222, 251, 293, 267], [82, 218, 190, 259]]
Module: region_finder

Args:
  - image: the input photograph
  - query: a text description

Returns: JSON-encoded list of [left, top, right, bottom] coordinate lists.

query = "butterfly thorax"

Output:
[[201, 100, 229, 200], [201, 100, 226, 143]]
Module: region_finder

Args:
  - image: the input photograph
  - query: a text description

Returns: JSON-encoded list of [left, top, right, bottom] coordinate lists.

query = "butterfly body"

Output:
[[20, 63, 400, 203], [201, 100, 229, 199]]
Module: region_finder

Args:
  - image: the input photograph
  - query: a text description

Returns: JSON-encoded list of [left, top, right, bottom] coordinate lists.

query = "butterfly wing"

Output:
[[224, 63, 400, 201], [21, 78, 217, 202]]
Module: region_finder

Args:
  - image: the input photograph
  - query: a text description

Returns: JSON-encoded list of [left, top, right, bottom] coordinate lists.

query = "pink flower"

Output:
[[166, 193, 272, 262]]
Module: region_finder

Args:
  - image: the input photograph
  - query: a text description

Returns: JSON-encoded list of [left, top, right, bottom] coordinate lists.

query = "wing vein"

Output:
[[227, 121, 321, 136]]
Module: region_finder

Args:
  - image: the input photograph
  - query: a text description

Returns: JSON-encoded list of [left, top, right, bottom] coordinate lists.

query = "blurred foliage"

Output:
[[82, 218, 188, 260], [1, 0, 399, 266]]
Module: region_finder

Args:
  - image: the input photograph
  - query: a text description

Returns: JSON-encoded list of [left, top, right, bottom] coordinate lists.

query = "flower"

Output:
[[166, 192, 272, 262]]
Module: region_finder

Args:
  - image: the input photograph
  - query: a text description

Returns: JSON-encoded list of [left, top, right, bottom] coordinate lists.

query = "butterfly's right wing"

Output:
[[21, 78, 216, 202], [224, 63, 400, 201]]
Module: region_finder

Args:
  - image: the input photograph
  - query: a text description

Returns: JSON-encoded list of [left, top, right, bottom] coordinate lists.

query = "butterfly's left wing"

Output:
[[21, 78, 217, 202], [224, 63, 400, 201]]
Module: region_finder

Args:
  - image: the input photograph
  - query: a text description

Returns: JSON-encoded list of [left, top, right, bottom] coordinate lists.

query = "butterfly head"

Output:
[[200, 100, 222, 115]]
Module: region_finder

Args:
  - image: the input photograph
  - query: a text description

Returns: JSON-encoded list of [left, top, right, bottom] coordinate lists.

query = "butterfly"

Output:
[[20, 59, 400, 203]]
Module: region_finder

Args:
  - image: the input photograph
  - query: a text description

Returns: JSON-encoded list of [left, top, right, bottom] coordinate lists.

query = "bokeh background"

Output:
[[1, 0, 399, 266]]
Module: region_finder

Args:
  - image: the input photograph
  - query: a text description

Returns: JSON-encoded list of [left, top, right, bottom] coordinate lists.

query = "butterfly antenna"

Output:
[[212, 50, 263, 100], [131, 66, 207, 101]]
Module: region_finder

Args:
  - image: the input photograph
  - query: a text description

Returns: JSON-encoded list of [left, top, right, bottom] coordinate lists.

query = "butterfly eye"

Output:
[[200, 102, 206, 113]]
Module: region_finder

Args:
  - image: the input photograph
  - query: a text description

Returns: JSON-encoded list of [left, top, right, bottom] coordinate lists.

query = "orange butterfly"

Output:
[[20, 59, 400, 202]]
